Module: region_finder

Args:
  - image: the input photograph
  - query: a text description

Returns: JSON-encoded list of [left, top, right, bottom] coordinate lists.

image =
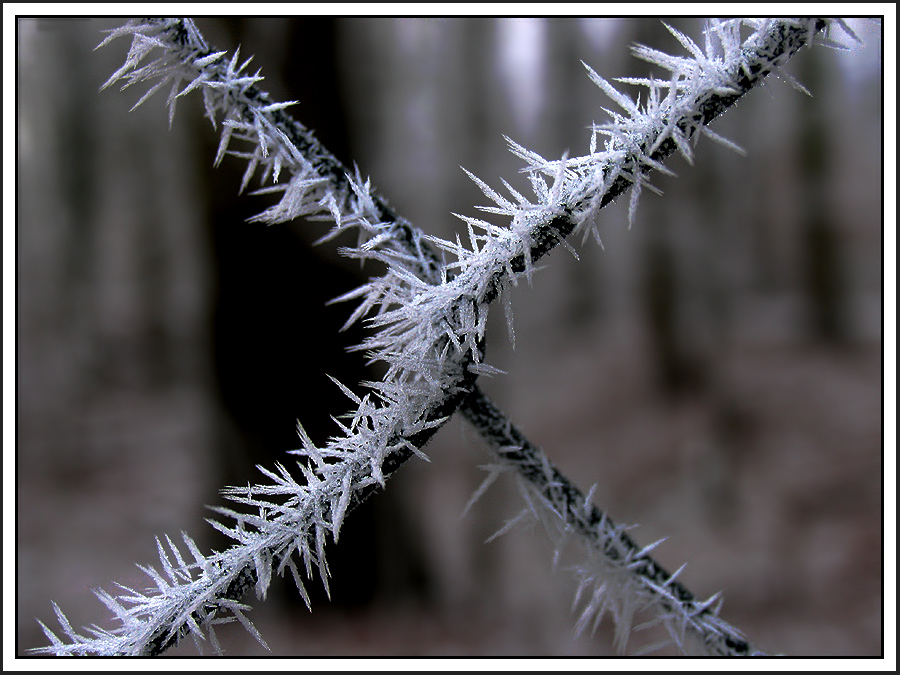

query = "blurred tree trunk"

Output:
[[16, 17, 217, 652]]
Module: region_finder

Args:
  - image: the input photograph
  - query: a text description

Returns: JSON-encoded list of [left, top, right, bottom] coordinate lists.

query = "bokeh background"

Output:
[[16, 17, 883, 657]]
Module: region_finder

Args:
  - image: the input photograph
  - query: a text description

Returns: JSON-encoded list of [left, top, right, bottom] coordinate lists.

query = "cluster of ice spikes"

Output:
[[34, 17, 859, 656]]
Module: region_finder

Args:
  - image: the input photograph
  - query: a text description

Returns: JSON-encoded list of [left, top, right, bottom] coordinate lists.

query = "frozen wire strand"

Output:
[[459, 386, 760, 656]]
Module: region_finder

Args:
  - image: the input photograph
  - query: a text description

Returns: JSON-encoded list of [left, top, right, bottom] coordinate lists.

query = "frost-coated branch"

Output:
[[461, 387, 760, 656], [34, 17, 857, 656]]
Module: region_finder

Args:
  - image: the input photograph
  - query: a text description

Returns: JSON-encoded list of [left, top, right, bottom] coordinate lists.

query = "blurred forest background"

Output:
[[16, 17, 883, 657]]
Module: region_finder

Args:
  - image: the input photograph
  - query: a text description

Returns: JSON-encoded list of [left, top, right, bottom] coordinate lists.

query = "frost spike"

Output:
[[582, 61, 640, 117], [662, 22, 705, 62], [331, 469, 353, 540], [701, 125, 747, 156]]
